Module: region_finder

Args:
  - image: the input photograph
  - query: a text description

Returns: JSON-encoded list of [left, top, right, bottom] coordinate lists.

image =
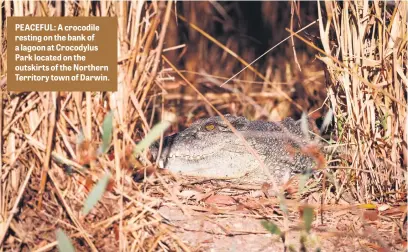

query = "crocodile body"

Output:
[[150, 115, 317, 185]]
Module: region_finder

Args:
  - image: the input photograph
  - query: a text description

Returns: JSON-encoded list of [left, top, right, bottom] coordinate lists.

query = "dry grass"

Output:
[[315, 0, 407, 202], [0, 1, 190, 251], [161, 1, 326, 121], [0, 0, 406, 251]]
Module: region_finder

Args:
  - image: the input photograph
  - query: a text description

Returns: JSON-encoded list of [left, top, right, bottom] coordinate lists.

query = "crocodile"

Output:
[[150, 114, 319, 185]]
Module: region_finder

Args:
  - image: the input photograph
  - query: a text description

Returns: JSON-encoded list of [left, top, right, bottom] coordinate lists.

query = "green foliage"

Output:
[[302, 206, 314, 233], [287, 245, 297, 252], [81, 172, 111, 215], [101, 111, 114, 154], [298, 173, 310, 194], [133, 114, 175, 155], [261, 220, 281, 235], [56, 229, 75, 252], [278, 195, 289, 215]]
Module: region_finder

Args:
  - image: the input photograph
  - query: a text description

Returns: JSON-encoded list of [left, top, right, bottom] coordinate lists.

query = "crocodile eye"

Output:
[[205, 123, 215, 131]]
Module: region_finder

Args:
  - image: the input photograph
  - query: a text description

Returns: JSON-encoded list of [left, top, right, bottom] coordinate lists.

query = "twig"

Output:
[[10, 127, 84, 173], [133, 11, 160, 89], [32, 232, 84, 252], [38, 92, 58, 208], [0, 163, 35, 246], [290, 1, 301, 71], [285, 27, 405, 107], [219, 20, 317, 88], [141, 0, 173, 103], [48, 167, 98, 251], [86, 92, 92, 139], [176, 13, 310, 111]]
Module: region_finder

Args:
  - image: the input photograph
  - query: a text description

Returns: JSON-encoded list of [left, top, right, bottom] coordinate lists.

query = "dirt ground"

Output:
[[156, 177, 406, 252], [4, 169, 406, 252]]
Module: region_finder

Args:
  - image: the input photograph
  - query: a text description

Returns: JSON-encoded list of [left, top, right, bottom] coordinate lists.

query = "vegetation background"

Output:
[[0, 0, 406, 251]]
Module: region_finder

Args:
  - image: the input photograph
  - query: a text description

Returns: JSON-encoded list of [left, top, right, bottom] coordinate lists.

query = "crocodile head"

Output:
[[150, 114, 317, 183], [149, 114, 262, 178]]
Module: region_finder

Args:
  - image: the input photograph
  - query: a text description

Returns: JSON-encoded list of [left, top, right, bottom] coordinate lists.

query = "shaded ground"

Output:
[[4, 169, 406, 251]]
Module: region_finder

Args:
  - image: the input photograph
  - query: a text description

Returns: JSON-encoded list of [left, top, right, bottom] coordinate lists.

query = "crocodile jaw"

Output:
[[157, 149, 261, 178]]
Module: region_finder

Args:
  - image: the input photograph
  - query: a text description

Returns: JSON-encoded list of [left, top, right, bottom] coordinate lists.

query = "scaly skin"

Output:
[[150, 114, 317, 185]]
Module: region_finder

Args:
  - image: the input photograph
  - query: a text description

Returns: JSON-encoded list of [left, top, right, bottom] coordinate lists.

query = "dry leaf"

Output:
[[77, 140, 97, 166], [378, 204, 391, 212], [382, 205, 406, 216], [363, 209, 379, 221], [84, 176, 94, 192], [358, 203, 377, 210], [205, 194, 236, 206], [363, 242, 389, 252], [113, 223, 119, 241], [178, 189, 203, 200], [106, 178, 115, 192]]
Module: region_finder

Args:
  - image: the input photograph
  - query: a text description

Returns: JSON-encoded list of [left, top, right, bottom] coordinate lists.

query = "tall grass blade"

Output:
[[302, 206, 314, 233], [261, 220, 282, 235], [101, 111, 113, 154], [134, 112, 176, 155], [82, 172, 111, 215], [56, 229, 75, 252]]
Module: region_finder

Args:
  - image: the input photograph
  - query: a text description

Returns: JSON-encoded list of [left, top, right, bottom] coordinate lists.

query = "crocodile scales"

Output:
[[150, 114, 318, 185]]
